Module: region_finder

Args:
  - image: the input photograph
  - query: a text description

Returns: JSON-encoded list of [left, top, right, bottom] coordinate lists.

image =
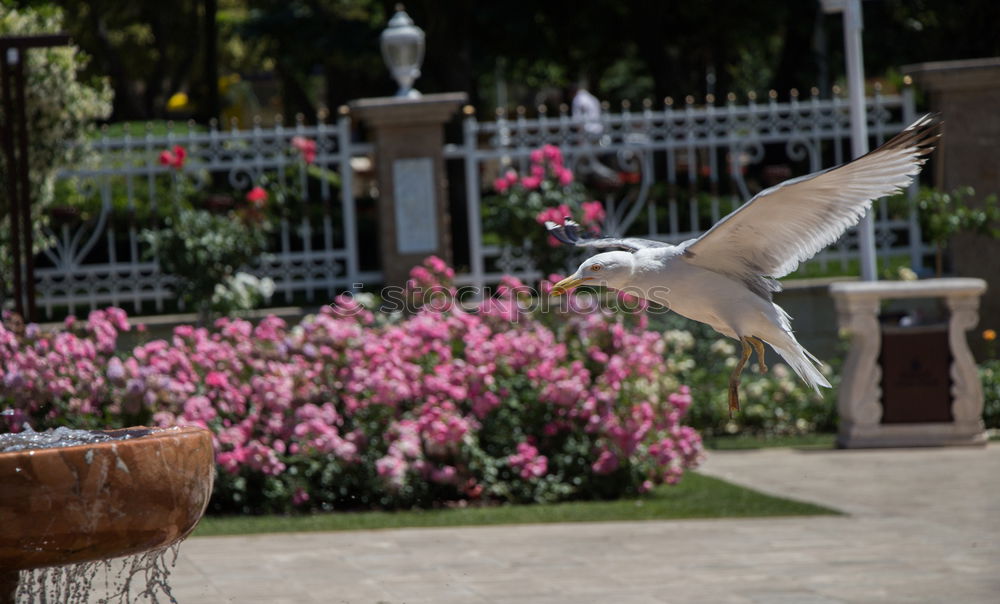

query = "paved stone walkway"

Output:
[[170, 444, 999, 603]]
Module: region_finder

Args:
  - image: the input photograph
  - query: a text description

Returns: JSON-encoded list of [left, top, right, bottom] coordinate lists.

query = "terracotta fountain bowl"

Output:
[[0, 425, 214, 571]]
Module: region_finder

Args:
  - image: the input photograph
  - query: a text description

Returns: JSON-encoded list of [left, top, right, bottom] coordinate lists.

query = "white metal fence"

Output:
[[32, 89, 925, 319], [448, 87, 925, 289], [36, 115, 375, 317]]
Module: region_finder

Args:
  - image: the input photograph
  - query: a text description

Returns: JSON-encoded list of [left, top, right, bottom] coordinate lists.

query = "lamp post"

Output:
[[822, 0, 877, 281], [380, 4, 425, 98]]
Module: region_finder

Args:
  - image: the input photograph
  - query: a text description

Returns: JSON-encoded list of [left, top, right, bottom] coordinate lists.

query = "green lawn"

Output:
[[94, 120, 207, 138], [193, 472, 838, 537], [702, 433, 837, 450]]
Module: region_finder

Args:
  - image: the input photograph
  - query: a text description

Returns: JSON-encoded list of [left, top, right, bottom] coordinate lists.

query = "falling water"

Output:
[[15, 543, 181, 603]]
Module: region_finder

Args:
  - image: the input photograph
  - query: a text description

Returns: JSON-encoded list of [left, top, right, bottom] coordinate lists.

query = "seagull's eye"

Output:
[[590, 264, 603, 272]]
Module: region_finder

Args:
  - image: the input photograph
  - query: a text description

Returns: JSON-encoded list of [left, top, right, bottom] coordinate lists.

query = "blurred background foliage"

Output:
[[11, 0, 1000, 124]]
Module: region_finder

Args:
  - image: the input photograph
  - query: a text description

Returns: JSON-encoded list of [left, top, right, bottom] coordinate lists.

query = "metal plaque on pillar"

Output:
[[392, 157, 437, 254]]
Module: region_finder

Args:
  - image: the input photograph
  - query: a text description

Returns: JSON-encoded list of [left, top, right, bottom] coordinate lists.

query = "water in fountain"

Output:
[[15, 543, 180, 604], [0, 424, 155, 452]]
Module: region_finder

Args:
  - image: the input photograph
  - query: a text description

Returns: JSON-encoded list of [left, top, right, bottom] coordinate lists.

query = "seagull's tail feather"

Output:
[[766, 305, 832, 392], [770, 340, 832, 392]]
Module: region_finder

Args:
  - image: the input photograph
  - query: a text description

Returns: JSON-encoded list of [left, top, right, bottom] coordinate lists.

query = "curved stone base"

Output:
[[830, 278, 989, 449], [0, 425, 214, 572], [837, 420, 988, 448]]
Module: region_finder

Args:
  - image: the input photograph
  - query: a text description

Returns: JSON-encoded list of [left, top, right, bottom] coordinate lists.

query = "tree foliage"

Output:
[[915, 186, 1000, 276], [13, 0, 1000, 121]]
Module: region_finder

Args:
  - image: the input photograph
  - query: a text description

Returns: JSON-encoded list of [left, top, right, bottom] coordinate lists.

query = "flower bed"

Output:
[[0, 261, 703, 514]]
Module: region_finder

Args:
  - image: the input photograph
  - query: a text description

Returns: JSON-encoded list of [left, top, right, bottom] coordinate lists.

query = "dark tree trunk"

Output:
[[202, 0, 219, 123], [770, 0, 820, 94]]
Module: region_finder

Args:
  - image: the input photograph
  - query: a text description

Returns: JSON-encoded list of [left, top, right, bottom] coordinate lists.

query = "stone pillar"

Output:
[[349, 92, 467, 287], [904, 58, 1000, 339], [830, 278, 988, 448]]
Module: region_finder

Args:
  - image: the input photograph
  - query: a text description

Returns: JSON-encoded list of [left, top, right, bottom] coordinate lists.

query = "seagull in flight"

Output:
[[548, 114, 941, 413]]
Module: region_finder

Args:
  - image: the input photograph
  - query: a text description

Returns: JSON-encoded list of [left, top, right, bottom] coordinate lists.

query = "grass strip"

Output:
[[702, 433, 837, 450], [194, 472, 838, 537]]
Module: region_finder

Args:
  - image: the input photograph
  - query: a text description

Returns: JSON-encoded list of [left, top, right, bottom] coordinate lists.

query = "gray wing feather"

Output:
[[545, 219, 670, 253], [682, 114, 941, 289]]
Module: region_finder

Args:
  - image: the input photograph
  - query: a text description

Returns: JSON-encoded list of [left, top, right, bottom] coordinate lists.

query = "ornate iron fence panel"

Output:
[[446, 87, 926, 289], [36, 115, 374, 318]]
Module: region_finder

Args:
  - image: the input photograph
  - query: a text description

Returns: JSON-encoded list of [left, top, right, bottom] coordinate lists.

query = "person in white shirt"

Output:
[[569, 82, 603, 139]]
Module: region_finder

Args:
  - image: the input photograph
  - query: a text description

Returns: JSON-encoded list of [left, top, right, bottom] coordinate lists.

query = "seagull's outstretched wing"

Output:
[[682, 114, 941, 284], [545, 218, 670, 253]]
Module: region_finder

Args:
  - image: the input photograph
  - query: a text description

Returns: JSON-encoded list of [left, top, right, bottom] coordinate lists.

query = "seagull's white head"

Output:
[[550, 251, 635, 296]]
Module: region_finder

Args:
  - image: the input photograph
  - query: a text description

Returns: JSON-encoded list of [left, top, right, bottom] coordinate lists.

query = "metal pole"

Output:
[[843, 0, 878, 281], [0, 34, 71, 321], [0, 47, 25, 318], [13, 49, 36, 320], [463, 110, 485, 292]]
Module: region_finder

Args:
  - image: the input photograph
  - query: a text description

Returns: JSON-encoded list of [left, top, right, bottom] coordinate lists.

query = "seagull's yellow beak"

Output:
[[550, 275, 593, 296]]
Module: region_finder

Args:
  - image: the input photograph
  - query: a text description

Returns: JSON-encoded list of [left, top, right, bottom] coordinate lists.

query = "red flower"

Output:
[[158, 150, 174, 167], [158, 145, 188, 170], [246, 186, 268, 207], [618, 171, 641, 184]]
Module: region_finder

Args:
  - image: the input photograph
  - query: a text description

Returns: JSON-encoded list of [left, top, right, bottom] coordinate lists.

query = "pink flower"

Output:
[[507, 441, 548, 480], [292, 487, 310, 506], [592, 449, 619, 475], [535, 206, 565, 226], [494, 177, 510, 193], [542, 144, 563, 164], [541, 273, 565, 295], [205, 371, 229, 389], [530, 149, 544, 164], [291, 136, 317, 164], [431, 465, 458, 484], [505, 169, 519, 184], [581, 201, 605, 225], [557, 167, 574, 186], [520, 175, 541, 190], [106, 357, 126, 383], [246, 186, 268, 206]]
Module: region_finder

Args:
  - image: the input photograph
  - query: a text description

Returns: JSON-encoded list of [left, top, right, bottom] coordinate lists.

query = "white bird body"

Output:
[[548, 114, 942, 410], [581, 246, 832, 391]]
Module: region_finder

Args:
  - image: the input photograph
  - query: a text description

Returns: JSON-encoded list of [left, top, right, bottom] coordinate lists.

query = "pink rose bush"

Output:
[[483, 144, 606, 272], [0, 260, 703, 513]]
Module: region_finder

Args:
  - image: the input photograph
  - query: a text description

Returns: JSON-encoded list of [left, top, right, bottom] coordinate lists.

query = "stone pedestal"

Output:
[[830, 279, 988, 448], [904, 58, 1000, 340], [349, 92, 467, 287]]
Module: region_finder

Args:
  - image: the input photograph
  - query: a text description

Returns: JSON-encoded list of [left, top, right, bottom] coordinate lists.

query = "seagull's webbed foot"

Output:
[[749, 336, 767, 374], [728, 336, 753, 417]]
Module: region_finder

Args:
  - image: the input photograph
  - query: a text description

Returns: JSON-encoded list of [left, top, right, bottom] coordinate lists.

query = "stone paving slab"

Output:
[[170, 444, 1000, 603]]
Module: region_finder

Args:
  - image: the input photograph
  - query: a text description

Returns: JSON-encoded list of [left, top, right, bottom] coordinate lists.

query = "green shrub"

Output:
[[647, 313, 838, 437]]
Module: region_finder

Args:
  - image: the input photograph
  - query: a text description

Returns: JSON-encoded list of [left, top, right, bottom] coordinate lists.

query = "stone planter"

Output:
[[830, 278, 988, 448]]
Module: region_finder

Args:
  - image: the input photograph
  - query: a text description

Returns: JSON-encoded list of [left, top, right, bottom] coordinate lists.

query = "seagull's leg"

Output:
[[728, 336, 752, 415], [749, 337, 767, 373]]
